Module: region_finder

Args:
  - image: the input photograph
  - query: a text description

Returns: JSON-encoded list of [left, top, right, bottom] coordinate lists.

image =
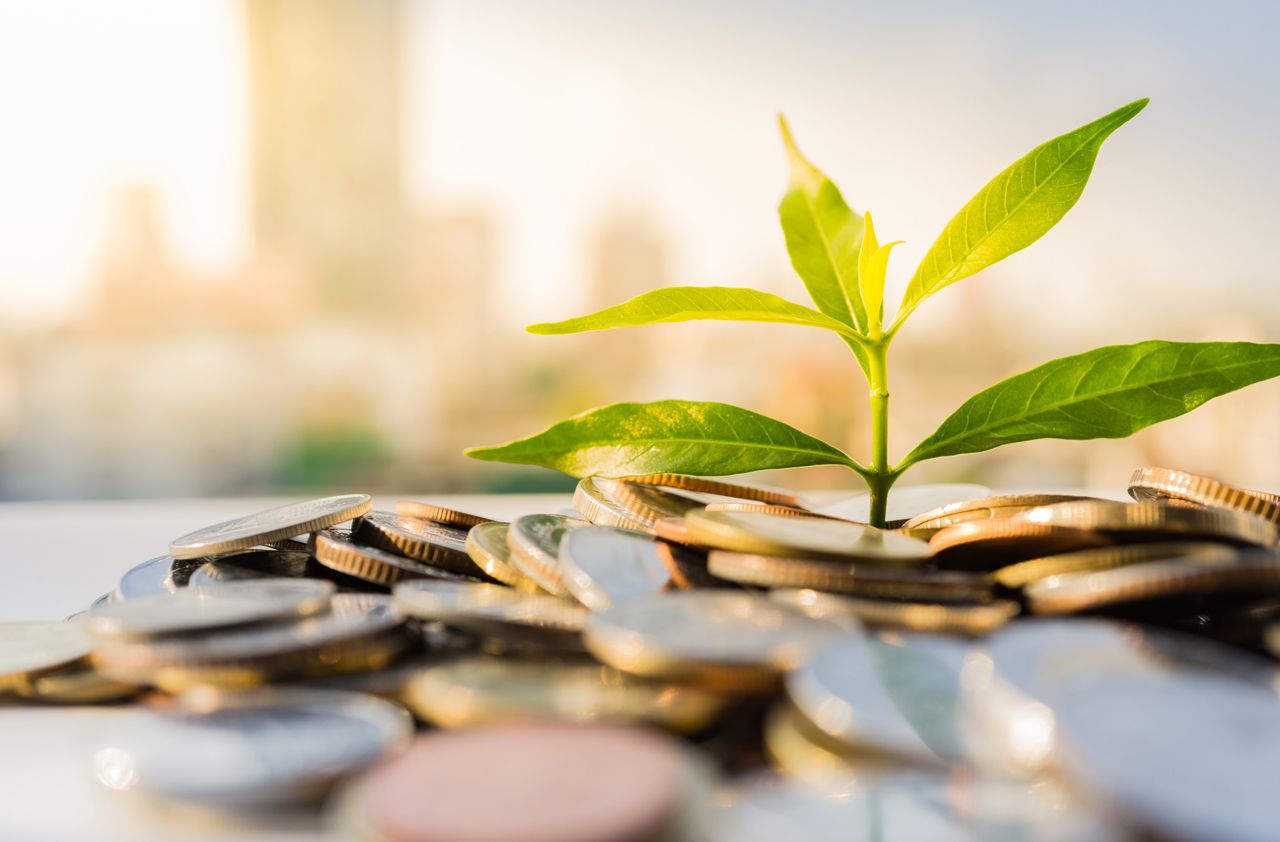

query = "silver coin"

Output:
[[86, 579, 335, 640], [558, 525, 671, 610], [190, 550, 315, 587], [169, 494, 373, 560], [115, 555, 203, 600], [94, 687, 412, 807], [506, 514, 585, 596], [786, 631, 973, 766], [393, 580, 587, 643], [0, 622, 95, 688]]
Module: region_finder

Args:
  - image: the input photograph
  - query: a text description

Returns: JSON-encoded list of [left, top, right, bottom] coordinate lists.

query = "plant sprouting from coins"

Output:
[[468, 98, 1280, 527]]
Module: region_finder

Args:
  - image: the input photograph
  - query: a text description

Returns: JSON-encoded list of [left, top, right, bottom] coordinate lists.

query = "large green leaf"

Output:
[[466, 400, 861, 477], [777, 115, 867, 333], [895, 99, 1147, 327], [527, 286, 861, 340], [902, 341, 1280, 467]]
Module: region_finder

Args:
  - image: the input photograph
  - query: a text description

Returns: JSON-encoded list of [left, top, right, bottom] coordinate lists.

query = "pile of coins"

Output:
[[5, 466, 1280, 841]]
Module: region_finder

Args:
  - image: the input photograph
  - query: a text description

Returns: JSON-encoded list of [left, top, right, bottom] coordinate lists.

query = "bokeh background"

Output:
[[1, 0, 1278, 501]]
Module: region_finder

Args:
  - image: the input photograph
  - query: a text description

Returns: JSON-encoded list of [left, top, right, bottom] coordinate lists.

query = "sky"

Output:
[[0, 0, 1278, 339]]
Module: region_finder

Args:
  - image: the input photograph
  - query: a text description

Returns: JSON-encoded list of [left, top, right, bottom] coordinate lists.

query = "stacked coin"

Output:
[[4, 468, 1280, 842]]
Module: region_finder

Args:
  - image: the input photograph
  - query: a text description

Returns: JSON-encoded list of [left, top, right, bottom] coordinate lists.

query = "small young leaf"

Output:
[[901, 341, 1280, 468], [895, 99, 1147, 328], [855, 212, 902, 335], [777, 115, 867, 332], [466, 400, 861, 477], [527, 286, 862, 340]]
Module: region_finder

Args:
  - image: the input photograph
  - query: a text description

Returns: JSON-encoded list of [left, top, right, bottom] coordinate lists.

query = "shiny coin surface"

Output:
[[558, 525, 672, 610], [585, 592, 840, 690], [771, 589, 1017, 636], [621, 473, 801, 508], [0, 622, 95, 691], [115, 555, 202, 600], [189, 549, 314, 586], [1128, 466, 1280, 524], [929, 521, 1112, 569], [686, 509, 931, 564], [393, 579, 587, 643], [353, 511, 478, 576], [92, 594, 409, 690], [465, 521, 541, 591], [334, 724, 700, 842], [1025, 548, 1280, 615], [992, 541, 1237, 589], [903, 493, 1097, 531], [95, 687, 412, 807], [573, 477, 703, 532], [1016, 499, 1278, 547], [506, 514, 585, 596], [314, 531, 474, 587], [85, 579, 334, 640], [811, 483, 992, 526], [169, 494, 372, 559], [708, 551, 992, 602], [404, 656, 725, 733], [703, 501, 838, 519], [393, 500, 493, 528]]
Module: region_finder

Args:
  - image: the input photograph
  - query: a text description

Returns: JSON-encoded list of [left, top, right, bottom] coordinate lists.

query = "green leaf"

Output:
[[527, 286, 862, 340], [902, 341, 1280, 468], [856, 212, 902, 335], [895, 98, 1148, 328], [777, 114, 867, 333], [466, 399, 861, 477]]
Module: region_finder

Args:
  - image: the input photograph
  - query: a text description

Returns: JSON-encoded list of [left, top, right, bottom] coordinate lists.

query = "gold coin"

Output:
[[583, 591, 841, 692], [1016, 499, 1277, 547], [505, 514, 585, 597], [993, 541, 1239, 589], [394, 500, 493, 528], [685, 509, 932, 565], [903, 494, 1097, 531], [403, 656, 725, 733], [574, 478, 703, 532], [653, 517, 698, 545], [169, 494, 373, 560], [1025, 548, 1280, 615], [464, 522, 542, 592], [353, 511, 480, 576], [929, 521, 1112, 569], [1128, 467, 1280, 524], [770, 589, 1018, 636], [620, 473, 801, 508], [314, 531, 476, 587], [703, 501, 844, 519], [707, 551, 992, 602], [763, 703, 878, 781], [0, 622, 95, 692], [16, 665, 141, 704]]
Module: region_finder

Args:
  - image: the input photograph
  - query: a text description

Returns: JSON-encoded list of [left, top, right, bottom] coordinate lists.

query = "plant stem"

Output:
[[864, 339, 897, 527]]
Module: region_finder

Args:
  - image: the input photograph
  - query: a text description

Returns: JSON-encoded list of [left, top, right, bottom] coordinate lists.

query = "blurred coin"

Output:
[[771, 589, 1017, 636], [574, 477, 703, 532], [992, 541, 1237, 589], [655, 540, 730, 590], [1016, 499, 1277, 547], [190, 549, 314, 586], [903, 493, 1097, 531], [85, 579, 334, 641], [353, 511, 479, 577], [1025, 548, 1280, 615], [0, 621, 95, 692], [1128, 466, 1280, 523], [621, 473, 801, 508], [558, 525, 672, 610], [15, 664, 141, 704], [95, 687, 412, 808], [393, 580, 587, 648], [115, 555, 203, 600], [810, 483, 992, 526], [761, 703, 877, 782], [332, 723, 706, 842], [465, 521, 542, 591], [92, 594, 410, 690], [584, 591, 840, 691], [929, 521, 1112, 569], [314, 531, 475, 588], [404, 655, 725, 733], [708, 551, 991, 602], [266, 536, 311, 552], [393, 500, 493, 528], [703, 501, 838, 519], [506, 513, 585, 596], [653, 516, 698, 545], [169, 494, 372, 559], [686, 509, 931, 564]]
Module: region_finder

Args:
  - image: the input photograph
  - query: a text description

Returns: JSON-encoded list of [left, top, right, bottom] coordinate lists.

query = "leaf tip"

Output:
[[526, 322, 553, 335]]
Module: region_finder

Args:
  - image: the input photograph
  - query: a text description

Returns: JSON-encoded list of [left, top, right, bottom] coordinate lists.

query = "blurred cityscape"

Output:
[[0, 0, 1278, 500]]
